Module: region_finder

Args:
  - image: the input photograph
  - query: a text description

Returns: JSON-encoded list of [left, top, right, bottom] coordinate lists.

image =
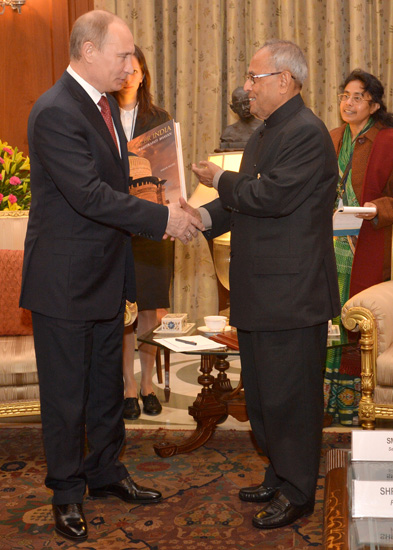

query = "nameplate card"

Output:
[[353, 518, 393, 545], [352, 430, 393, 461], [352, 480, 393, 518]]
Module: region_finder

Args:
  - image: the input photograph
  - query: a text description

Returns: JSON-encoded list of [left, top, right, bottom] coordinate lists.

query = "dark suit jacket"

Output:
[[20, 71, 169, 321], [204, 94, 340, 331]]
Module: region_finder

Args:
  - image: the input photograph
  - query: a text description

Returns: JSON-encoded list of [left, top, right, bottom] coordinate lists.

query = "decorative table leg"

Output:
[[221, 373, 249, 423], [154, 354, 226, 457], [212, 355, 233, 394], [164, 348, 171, 402]]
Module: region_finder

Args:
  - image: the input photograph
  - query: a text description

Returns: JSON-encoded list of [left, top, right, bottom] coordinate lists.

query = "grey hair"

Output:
[[260, 39, 308, 87]]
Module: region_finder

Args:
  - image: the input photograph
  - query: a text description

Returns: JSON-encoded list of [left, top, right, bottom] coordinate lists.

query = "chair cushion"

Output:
[[0, 249, 33, 335], [0, 335, 37, 379], [376, 346, 393, 387], [0, 384, 40, 401], [374, 386, 393, 404]]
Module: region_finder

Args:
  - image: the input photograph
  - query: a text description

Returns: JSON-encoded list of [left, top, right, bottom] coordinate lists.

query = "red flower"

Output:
[[9, 176, 21, 186], [9, 194, 17, 204], [3, 147, 13, 155], [0, 194, 3, 203]]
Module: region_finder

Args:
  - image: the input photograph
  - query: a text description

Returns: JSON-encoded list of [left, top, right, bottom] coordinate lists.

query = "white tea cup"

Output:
[[204, 315, 227, 332]]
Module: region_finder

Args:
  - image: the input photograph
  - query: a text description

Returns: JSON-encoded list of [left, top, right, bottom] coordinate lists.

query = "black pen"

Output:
[[175, 338, 197, 346]]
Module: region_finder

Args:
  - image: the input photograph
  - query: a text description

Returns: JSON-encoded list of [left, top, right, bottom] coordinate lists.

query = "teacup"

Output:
[[204, 315, 227, 332]]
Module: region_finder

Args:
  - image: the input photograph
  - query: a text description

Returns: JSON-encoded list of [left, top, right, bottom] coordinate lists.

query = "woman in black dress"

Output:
[[113, 45, 174, 419]]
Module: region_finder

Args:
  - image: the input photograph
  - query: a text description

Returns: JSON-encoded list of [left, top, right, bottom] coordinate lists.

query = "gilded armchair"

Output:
[[341, 280, 393, 429]]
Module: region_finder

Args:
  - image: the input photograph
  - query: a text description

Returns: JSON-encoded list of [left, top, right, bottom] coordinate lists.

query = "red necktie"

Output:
[[98, 95, 119, 151]]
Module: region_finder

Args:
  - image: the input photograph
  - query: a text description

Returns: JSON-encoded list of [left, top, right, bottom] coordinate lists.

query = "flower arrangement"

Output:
[[0, 140, 31, 211]]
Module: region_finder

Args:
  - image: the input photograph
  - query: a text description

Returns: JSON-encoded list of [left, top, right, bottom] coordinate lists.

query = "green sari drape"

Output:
[[324, 119, 374, 425]]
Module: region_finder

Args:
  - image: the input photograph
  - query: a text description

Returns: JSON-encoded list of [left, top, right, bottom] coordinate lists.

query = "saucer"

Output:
[[197, 325, 231, 335]]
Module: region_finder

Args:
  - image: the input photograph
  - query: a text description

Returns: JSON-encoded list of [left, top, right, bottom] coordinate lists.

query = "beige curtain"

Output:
[[95, 0, 393, 320]]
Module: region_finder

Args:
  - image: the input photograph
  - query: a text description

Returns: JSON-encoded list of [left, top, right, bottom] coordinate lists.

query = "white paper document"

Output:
[[333, 206, 376, 236], [154, 335, 227, 352]]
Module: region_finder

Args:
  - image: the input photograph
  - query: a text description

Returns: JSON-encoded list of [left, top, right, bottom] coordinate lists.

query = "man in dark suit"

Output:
[[20, 10, 203, 542], [186, 39, 340, 529]]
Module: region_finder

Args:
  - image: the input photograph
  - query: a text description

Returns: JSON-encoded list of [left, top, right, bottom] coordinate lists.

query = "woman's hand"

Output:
[[356, 201, 377, 220]]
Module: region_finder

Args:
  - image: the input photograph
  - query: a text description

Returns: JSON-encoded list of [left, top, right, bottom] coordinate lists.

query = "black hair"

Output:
[[343, 69, 393, 127]]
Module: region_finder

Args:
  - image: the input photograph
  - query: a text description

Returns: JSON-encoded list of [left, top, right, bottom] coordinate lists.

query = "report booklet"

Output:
[[333, 205, 377, 236], [127, 119, 187, 205]]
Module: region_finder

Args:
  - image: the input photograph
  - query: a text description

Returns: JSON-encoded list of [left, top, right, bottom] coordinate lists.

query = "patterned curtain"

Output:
[[94, 0, 393, 320]]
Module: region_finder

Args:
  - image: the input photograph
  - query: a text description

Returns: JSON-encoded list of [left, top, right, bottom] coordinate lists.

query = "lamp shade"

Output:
[[207, 151, 243, 292], [207, 151, 243, 171]]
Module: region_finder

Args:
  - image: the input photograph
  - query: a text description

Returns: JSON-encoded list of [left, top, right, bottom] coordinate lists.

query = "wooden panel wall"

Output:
[[0, 0, 94, 154]]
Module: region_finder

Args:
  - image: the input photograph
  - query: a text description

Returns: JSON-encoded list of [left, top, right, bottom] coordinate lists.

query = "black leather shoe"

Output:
[[140, 391, 162, 415], [124, 397, 141, 420], [52, 503, 88, 541], [89, 475, 162, 504], [239, 483, 277, 502], [252, 491, 314, 529]]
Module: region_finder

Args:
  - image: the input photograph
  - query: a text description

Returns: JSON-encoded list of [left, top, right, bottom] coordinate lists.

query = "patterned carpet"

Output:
[[0, 427, 352, 550]]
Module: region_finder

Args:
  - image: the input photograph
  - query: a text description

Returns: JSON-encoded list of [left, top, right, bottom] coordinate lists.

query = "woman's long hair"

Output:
[[133, 45, 165, 125], [343, 69, 393, 127]]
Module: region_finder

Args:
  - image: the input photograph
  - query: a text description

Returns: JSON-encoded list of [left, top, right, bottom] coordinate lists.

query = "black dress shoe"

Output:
[[124, 397, 141, 420], [252, 491, 314, 529], [89, 475, 162, 504], [52, 503, 88, 541], [239, 483, 277, 502], [140, 391, 162, 415]]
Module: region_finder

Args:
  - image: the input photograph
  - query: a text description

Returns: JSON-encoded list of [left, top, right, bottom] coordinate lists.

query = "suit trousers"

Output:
[[237, 322, 327, 506], [32, 305, 128, 505]]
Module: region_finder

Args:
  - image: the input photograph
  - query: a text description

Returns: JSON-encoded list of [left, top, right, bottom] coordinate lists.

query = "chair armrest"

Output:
[[342, 280, 393, 355], [342, 281, 393, 428]]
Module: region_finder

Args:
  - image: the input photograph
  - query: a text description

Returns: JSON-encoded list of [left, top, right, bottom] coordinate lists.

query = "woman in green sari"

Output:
[[324, 69, 393, 425]]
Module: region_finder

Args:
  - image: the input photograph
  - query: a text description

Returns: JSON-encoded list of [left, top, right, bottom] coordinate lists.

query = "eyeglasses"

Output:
[[338, 93, 372, 105], [245, 72, 296, 85]]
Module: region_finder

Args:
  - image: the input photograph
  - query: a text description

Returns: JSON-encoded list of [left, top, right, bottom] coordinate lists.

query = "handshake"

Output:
[[164, 160, 220, 245], [165, 197, 204, 245]]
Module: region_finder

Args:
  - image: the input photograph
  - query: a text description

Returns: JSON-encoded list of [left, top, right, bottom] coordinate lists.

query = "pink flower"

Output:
[[9, 176, 21, 186], [3, 147, 13, 155], [0, 174, 3, 181], [8, 194, 17, 204], [0, 194, 3, 203], [0, 157, 4, 164]]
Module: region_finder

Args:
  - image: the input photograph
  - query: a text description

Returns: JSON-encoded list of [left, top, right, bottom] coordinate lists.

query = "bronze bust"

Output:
[[217, 87, 262, 151]]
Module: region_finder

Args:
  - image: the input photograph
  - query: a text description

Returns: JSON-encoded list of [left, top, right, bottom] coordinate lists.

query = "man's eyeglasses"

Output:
[[338, 93, 372, 105], [245, 72, 296, 85]]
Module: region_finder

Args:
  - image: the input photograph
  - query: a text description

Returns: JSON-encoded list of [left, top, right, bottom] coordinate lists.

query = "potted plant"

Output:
[[0, 140, 31, 211]]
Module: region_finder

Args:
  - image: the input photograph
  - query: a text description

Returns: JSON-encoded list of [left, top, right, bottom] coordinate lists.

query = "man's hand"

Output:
[[191, 160, 221, 187], [165, 201, 205, 245], [178, 196, 202, 222]]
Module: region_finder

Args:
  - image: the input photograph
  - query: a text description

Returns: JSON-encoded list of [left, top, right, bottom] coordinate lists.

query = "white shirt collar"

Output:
[[66, 65, 122, 156], [66, 65, 103, 107]]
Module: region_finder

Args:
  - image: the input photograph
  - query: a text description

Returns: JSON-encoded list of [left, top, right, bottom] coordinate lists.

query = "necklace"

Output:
[[129, 102, 138, 140]]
